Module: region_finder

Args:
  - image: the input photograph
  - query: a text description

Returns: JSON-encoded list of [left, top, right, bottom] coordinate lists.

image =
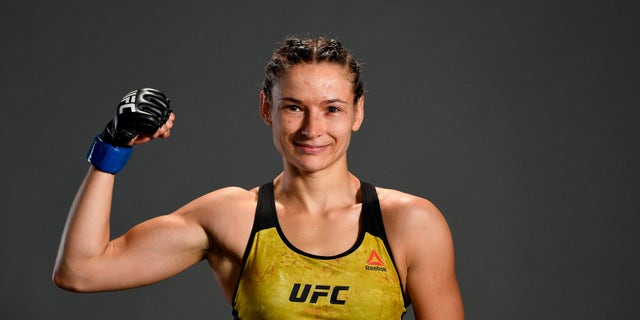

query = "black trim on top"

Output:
[[231, 183, 275, 317], [360, 181, 396, 265], [253, 180, 394, 261], [361, 181, 407, 307]]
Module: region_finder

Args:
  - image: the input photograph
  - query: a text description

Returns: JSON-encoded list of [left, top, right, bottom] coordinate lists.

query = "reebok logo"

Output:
[[365, 250, 387, 272]]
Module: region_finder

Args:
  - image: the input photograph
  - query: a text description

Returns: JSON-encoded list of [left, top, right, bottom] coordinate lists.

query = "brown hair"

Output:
[[262, 36, 364, 103]]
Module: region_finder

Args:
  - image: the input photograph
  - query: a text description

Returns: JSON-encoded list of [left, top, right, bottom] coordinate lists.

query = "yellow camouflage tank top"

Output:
[[232, 181, 406, 319]]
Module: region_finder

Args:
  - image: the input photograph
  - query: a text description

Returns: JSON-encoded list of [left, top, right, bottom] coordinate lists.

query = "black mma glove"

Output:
[[87, 88, 172, 174], [100, 88, 172, 147]]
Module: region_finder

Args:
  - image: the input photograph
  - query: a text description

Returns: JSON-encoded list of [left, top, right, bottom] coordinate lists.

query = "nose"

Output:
[[300, 110, 324, 138]]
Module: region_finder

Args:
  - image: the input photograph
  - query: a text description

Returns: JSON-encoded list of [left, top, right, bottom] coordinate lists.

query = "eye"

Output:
[[282, 105, 302, 112], [327, 106, 341, 113]]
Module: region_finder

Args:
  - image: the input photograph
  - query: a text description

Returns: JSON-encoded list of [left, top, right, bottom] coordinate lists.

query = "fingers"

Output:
[[132, 113, 176, 145], [156, 112, 175, 138]]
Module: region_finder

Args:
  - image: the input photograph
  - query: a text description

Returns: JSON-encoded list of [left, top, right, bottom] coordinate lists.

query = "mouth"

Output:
[[293, 142, 329, 154]]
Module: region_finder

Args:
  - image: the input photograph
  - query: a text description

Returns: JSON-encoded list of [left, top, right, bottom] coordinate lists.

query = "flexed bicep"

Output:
[[82, 213, 210, 292]]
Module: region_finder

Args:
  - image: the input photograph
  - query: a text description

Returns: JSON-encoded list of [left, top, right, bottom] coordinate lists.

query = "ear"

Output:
[[259, 90, 272, 126], [351, 95, 365, 132]]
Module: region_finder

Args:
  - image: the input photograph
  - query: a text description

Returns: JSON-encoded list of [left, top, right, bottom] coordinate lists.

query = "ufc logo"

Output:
[[288, 283, 349, 305], [118, 103, 137, 114], [118, 92, 137, 115], [118, 91, 150, 115]]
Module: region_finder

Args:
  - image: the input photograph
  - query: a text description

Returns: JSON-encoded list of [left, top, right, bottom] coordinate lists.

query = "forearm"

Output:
[[53, 166, 115, 289]]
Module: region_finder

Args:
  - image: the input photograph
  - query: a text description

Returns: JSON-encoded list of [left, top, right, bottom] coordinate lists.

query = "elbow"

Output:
[[52, 266, 92, 292], [52, 268, 79, 292], [52, 277, 75, 292]]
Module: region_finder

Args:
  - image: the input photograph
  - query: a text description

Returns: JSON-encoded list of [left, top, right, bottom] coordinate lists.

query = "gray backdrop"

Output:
[[1, 0, 638, 319]]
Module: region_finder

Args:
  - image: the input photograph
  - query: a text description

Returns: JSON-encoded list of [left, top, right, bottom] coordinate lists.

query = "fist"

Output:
[[100, 88, 172, 147]]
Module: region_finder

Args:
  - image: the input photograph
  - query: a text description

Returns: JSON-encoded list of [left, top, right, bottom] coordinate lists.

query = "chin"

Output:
[[290, 154, 348, 174], [289, 160, 328, 174]]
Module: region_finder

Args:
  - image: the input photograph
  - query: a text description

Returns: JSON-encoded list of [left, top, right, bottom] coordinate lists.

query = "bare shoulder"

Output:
[[181, 186, 260, 217], [174, 186, 260, 260], [375, 187, 448, 230], [374, 187, 454, 271]]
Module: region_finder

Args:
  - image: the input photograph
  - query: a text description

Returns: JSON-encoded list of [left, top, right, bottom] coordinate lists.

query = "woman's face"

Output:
[[260, 62, 364, 174]]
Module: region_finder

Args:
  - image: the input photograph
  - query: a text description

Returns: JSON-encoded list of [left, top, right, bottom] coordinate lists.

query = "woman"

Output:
[[53, 37, 464, 319]]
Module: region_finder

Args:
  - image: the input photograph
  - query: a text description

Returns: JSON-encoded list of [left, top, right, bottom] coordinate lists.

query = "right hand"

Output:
[[100, 88, 174, 147]]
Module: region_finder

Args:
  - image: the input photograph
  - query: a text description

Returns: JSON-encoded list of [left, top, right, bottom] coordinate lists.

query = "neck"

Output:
[[274, 162, 360, 215]]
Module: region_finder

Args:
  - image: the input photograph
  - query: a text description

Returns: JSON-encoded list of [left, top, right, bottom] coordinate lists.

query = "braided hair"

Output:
[[262, 37, 364, 103]]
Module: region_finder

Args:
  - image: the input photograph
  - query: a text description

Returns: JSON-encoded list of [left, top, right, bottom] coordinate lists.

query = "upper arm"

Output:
[[67, 188, 250, 292], [71, 205, 210, 292], [383, 192, 464, 319]]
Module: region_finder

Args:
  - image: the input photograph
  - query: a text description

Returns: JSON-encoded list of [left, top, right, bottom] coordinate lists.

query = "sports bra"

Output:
[[232, 181, 406, 319]]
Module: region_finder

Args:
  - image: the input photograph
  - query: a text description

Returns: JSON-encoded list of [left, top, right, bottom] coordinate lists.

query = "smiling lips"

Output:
[[294, 142, 329, 154]]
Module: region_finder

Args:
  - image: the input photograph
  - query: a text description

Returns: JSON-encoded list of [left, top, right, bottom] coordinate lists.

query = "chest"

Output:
[[233, 228, 406, 319], [275, 204, 362, 256]]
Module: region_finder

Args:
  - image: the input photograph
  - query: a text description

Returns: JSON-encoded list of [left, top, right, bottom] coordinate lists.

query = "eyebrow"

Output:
[[279, 97, 348, 105]]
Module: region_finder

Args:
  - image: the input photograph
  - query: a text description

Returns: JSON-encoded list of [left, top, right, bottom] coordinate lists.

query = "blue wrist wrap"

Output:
[[86, 136, 133, 174]]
